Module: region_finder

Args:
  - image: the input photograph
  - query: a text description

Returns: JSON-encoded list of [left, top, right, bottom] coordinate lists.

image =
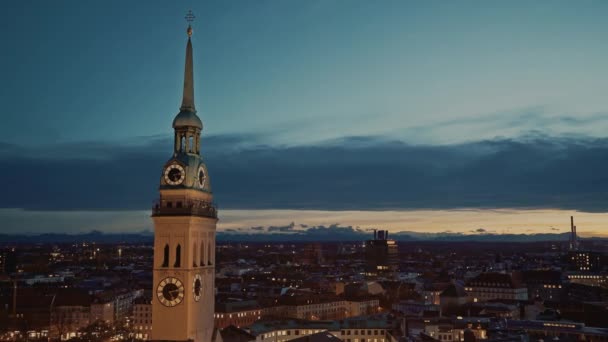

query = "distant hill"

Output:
[[215, 231, 578, 242], [0, 230, 602, 244], [0, 230, 153, 244]]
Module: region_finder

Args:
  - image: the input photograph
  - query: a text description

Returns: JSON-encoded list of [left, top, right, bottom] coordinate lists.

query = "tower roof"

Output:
[[173, 24, 202, 130]]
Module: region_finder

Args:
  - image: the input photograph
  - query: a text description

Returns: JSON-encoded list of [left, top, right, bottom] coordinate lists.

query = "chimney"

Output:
[[570, 216, 575, 243], [571, 216, 574, 232], [12, 279, 16, 316]]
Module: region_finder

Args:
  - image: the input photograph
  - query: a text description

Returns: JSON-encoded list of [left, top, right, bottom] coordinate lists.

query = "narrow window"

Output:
[[181, 136, 186, 151], [193, 242, 197, 267], [176, 201, 182, 208], [174, 244, 181, 267], [166, 202, 173, 208], [162, 244, 169, 267], [208, 241, 212, 265], [189, 136, 194, 153], [200, 242, 205, 266]]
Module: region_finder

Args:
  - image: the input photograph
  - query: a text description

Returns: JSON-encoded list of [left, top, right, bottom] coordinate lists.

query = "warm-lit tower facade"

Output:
[[151, 17, 217, 342]]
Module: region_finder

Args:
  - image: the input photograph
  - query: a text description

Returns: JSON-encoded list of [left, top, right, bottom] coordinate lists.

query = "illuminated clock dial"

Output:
[[197, 166, 206, 188], [157, 277, 185, 307], [193, 274, 202, 302], [164, 164, 185, 185]]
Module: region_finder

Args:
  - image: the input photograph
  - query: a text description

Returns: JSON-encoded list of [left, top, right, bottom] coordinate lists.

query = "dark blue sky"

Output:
[[3, 1, 608, 145], [2, 1, 608, 234]]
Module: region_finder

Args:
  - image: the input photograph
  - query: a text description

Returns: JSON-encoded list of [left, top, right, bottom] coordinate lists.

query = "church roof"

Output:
[[173, 110, 202, 129], [440, 284, 467, 298]]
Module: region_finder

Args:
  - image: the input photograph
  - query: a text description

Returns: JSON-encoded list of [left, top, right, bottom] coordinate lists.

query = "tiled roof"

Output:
[[467, 272, 522, 288]]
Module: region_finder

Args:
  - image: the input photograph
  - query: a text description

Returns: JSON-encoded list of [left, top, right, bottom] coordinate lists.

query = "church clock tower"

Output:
[[151, 14, 217, 342]]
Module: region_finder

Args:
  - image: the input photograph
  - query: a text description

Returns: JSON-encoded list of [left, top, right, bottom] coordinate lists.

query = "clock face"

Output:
[[164, 164, 185, 185], [197, 166, 206, 188], [193, 274, 202, 302], [157, 277, 185, 307]]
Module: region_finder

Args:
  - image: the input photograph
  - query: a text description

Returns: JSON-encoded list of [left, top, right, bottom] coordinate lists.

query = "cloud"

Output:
[[1, 207, 605, 236], [3, 133, 608, 212], [267, 222, 296, 232], [397, 108, 608, 145]]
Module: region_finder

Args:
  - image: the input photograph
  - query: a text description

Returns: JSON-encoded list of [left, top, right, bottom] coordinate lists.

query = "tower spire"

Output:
[[180, 10, 196, 112]]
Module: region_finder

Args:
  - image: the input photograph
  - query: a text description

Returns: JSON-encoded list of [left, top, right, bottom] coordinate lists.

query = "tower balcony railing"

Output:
[[152, 199, 218, 219]]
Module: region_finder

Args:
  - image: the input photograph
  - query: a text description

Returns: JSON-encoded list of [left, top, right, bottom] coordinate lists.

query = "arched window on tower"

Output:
[[189, 136, 194, 153], [181, 136, 186, 152], [193, 242, 197, 267], [208, 241, 212, 265], [200, 242, 205, 266], [162, 244, 169, 267], [174, 244, 181, 268]]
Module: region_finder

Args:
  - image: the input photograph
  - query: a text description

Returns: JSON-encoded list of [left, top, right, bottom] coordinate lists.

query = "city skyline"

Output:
[[1, 3, 607, 342], [2, 1, 608, 236]]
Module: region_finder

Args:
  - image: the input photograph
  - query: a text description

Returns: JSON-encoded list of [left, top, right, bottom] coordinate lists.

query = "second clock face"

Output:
[[197, 166, 206, 188], [164, 164, 185, 185], [157, 277, 185, 307], [193, 274, 202, 302]]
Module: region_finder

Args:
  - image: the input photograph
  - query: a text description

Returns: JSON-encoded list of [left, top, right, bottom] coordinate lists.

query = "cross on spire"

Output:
[[185, 10, 195, 37], [185, 10, 196, 23]]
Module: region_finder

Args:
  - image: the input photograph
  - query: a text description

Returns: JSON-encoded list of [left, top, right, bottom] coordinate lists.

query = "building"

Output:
[[0, 249, 17, 274], [464, 272, 528, 303], [365, 230, 399, 279], [423, 283, 449, 306], [392, 300, 440, 317], [215, 300, 262, 329], [0, 290, 53, 340], [48, 289, 92, 340], [276, 294, 349, 321], [220, 325, 256, 342], [132, 297, 152, 340], [150, 14, 219, 342], [0, 288, 97, 341], [346, 298, 381, 317], [290, 331, 341, 341], [267, 292, 380, 321], [404, 317, 489, 342], [439, 284, 468, 315], [522, 270, 564, 301], [505, 320, 608, 341], [301, 243, 324, 266], [90, 301, 114, 324], [566, 272, 608, 288], [246, 315, 399, 342], [568, 251, 604, 272]]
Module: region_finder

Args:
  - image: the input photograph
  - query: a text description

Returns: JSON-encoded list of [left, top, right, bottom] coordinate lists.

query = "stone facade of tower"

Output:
[[150, 23, 217, 342]]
